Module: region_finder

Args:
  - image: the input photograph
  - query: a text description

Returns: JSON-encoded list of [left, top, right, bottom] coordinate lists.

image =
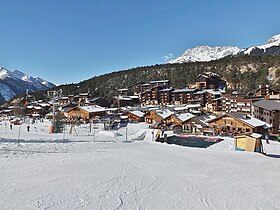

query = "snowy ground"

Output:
[[0, 120, 280, 209]]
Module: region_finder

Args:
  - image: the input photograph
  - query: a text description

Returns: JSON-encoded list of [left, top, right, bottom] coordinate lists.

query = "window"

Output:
[[246, 128, 250, 132]]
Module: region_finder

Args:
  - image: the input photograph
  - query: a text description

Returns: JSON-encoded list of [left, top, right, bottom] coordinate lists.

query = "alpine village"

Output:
[[1, 41, 280, 153]]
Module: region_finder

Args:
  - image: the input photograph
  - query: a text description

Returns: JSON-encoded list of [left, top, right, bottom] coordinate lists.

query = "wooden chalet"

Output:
[[171, 113, 208, 133], [145, 109, 174, 124], [66, 105, 106, 120], [113, 96, 139, 108], [127, 110, 145, 122], [208, 112, 272, 135]]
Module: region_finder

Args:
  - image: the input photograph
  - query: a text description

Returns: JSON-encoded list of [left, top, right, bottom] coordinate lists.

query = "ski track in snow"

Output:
[[0, 121, 279, 209]]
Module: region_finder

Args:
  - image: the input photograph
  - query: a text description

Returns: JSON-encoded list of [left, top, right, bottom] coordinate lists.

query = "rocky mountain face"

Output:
[[169, 34, 280, 63], [0, 67, 56, 103]]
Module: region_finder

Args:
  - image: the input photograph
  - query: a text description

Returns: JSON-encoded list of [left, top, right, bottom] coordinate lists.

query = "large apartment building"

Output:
[[252, 99, 280, 134], [222, 94, 262, 114]]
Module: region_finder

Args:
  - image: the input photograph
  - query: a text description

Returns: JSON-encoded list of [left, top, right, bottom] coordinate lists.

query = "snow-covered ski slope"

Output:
[[0, 121, 279, 209]]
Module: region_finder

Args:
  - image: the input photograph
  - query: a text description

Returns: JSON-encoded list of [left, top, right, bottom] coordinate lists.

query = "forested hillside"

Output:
[[54, 55, 280, 102], [7, 55, 280, 105]]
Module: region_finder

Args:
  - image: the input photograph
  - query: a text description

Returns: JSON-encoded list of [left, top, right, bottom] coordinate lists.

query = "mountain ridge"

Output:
[[0, 67, 56, 103], [169, 34, 280, 63]]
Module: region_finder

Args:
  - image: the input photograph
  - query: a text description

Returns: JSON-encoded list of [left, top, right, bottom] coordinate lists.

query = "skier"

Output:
[[265, 134, 270, 144], [27, 125, 30, 132]]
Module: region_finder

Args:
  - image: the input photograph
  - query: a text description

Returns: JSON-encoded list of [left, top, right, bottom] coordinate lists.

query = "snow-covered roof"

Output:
[[129, 111, 145, 118], [79, 105, 106, 113], [190, 110, 202, 114], [79, 93, 89, 96], [159, 88, 173, 92], [185, 104, 201, 109], [155, 109, 174, 119], [205, 89, 223, 95], [174, 104, 201, 111], [117, 88, 128, 92], [39, 103, 50, 107], [197, 114, 217, 123], [229, 113, 272, 128], [120, 115, 128, 119], [172, 88, 196, 93], [150, 80, 169, 84], [115, 96, 132, 101], [250, 133, 262, 138], [193, 90, 206, 95], [129, 96, 139, 99], [174, 106, 187, 111], [176, 113, 195, 122]]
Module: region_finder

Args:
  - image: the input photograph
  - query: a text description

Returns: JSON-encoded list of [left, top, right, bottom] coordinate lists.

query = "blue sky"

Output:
[[0, 0, 280, 84]]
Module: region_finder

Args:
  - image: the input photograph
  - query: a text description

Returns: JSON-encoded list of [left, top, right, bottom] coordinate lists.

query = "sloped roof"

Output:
[[228, 112, 272, 128], [176, 113, 195, 122], [67, 105, 106, 113], [172, 88, 196, 93], [253, 100, 280, 111], [209, 112, 272, 129], [150, 80, 169, 84], [129, 111, 145, 118], [159, 88, 173, 92], [155, 109, 174, 119]]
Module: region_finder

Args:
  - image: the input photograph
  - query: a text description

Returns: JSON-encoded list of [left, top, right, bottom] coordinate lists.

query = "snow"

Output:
[[0, 68, 56, 101], [155, 109, 174, 119], [129, 110, 145, 118], [238, 115, 272, 128], [0, 68, 9, 79], [0, 120, 280, 209], [242, 34, 280, 54], [169, 45, 240, 63], [176, 113, 194, 122], [0, 83, 16, 101], [79, 105, 106, 113], [169, 34, 280, 63]]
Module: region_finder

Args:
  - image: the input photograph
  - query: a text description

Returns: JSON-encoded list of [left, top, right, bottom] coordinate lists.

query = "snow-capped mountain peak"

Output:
[[168, 45, 241, 64], [0, 67, 10, 79], [242, 34, 280, 55], [268, 34, 280, 44], [0, 67, 56, 102]]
